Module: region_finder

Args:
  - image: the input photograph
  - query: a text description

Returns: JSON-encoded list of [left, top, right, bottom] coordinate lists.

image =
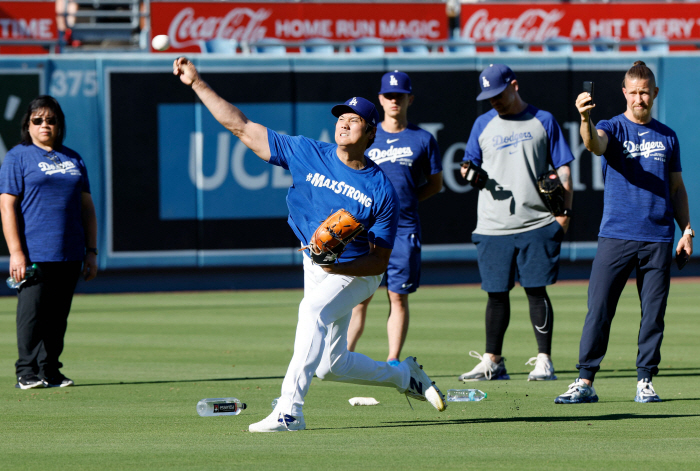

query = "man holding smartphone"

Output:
[[555, 61, 694, 405]]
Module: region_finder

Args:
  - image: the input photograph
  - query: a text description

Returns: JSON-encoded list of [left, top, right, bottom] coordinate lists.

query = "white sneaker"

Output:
[[249, 410, 306, 432], [458, 351, 510, 381], [526, 354, 557, 381], [554, 378, 598, 404], [635, 379, 662, 403], [402, 356, 447, 412]]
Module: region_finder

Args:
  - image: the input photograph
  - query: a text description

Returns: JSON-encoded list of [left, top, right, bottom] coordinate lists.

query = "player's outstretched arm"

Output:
[[670, 172, 693, 256], [576, 92, 607, 156], [173, 57, 271, 161], [322, 245, 392, 277]]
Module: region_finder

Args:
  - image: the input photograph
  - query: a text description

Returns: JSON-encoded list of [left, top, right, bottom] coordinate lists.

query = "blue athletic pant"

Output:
[[577, 237, 672, 382]]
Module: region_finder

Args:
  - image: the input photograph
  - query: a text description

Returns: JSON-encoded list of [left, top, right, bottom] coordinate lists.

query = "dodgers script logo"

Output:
[[492, 131, 533, 150], [37, 161, 81, 176], [367, 146, 414, 166], [623, 139, 667, 160], [306, 173, 373, 208]]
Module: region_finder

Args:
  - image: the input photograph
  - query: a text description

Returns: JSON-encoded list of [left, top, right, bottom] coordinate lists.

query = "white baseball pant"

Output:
[[276, 254, 410, 417]]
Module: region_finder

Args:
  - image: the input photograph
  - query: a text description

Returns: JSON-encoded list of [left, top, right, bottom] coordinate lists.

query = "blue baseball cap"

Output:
[[379, 70, 412, 95], [331, 97, 380, 127], [476, 63, 517, 101]]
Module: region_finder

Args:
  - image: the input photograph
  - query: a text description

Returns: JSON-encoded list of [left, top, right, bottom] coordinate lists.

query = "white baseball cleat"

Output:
[[249, 411, 306, 432], [402, 356, 447, 412], [526, 354, 557, 381], [458, 351, 510, 381], [554, 378, 598, 404], [635, 379, 662, 403]]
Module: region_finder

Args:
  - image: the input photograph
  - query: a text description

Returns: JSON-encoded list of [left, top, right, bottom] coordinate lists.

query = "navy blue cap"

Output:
[[331, 97, 380, 127], [476, 64, 517, 101], [379, 70, 412, 95]]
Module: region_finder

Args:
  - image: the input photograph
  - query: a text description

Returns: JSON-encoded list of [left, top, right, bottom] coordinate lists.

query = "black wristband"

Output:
[[562, 209, 572, 217]]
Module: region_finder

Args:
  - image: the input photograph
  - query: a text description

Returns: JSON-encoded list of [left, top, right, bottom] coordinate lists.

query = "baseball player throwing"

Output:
[[173, 58, 446, 432]]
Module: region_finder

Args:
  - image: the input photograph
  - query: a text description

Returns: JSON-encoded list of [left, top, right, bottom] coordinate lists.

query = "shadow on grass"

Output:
[[73, 376, 285, 387], [75, 366, 700, 387], [313, 413, 700, 430]]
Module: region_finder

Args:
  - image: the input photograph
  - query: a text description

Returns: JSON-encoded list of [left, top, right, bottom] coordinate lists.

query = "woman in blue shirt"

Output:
[[0, 96, 98, 389]]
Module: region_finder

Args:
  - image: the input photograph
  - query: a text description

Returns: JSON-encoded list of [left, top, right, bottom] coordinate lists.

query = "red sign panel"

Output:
[[0, 1, 58, 54], [459, 3, 700, 48], [150, 2, 447, 52]]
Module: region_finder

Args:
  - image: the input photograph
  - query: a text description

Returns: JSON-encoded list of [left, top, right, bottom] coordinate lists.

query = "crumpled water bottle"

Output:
[[196, 398, 246, 417], [446, 389, 487, 402], [6, 264, 38, 289]]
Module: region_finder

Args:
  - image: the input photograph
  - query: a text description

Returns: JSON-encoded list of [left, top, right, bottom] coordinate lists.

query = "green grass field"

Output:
[[1, 281, 700, 470]]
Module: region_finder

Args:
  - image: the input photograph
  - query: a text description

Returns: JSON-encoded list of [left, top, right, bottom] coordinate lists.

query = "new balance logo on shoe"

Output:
[[409, 377, 423, 395], [402, 356, 447, 411]]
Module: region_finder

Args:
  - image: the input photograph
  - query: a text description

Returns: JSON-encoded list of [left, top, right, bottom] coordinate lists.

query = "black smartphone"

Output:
[[676, 249, 689, 270], [583, 81, 594, 106]]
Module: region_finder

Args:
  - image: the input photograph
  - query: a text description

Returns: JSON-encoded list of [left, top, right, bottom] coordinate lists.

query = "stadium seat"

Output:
[[495, 37, 527, 54], [590, 36, 619, 53], [251, 38, 287, 55], [543, 36, 573, 54], [301, 38, 335, 55], [443, 38, 476, 55], [201, 39, 237, 54], [350, 37, 385, 54], [398, 38, 430, 55], [638, 36, 669, 53]]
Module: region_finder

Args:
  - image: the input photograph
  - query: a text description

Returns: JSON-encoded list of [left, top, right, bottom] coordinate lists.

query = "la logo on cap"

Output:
[[482, 76, 490, 88], [349, 97, 358, 106], [390, 75, 398, 86]]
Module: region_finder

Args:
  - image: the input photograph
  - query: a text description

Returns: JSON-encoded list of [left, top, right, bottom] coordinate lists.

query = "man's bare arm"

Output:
[[173, 57, 271, 161]]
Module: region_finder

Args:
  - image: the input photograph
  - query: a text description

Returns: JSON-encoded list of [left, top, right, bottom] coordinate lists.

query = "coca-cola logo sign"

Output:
[[462, 8, 563, 42], [168, 7, 270, 48]]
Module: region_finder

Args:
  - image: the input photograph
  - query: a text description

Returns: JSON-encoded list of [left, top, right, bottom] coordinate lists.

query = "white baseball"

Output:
[[152, 35, 170, 51]]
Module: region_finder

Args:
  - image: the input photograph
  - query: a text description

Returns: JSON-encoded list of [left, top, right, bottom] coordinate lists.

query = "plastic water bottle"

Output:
[[6, 264, 38, 289], [196, 398, 246, 417], [446, 389, 487, 402]]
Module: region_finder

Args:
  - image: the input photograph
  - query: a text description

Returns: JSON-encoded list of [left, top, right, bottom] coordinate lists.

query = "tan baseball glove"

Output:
[[299, 209, 364, 265]]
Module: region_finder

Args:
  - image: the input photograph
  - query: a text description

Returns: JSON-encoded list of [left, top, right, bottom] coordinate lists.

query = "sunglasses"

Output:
[[31, 117, 57, 125], [44, 152, 62, 167]]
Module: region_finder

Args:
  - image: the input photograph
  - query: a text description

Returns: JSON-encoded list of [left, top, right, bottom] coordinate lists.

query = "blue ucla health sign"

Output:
[[158, 102, 336, 220]]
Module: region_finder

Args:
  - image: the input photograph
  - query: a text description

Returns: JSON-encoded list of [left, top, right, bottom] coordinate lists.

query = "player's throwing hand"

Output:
[[173, 57, 200, 88]]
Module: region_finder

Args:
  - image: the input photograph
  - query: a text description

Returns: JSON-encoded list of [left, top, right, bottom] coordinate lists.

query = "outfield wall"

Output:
[[0, 53, 698, 272]]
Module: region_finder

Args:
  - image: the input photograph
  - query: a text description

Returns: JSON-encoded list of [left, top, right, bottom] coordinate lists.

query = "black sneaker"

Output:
[[16, 374, 46, 389], [43, 373, 74, 388]]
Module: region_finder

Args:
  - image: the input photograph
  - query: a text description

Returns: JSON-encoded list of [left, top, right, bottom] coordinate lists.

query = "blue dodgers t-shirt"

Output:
[[366, 123, 441, 234], [0, 144, 91, 262], [463, 105, 574, 235], [596, 114, 681, 242], [267, 129, 399, 262]]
